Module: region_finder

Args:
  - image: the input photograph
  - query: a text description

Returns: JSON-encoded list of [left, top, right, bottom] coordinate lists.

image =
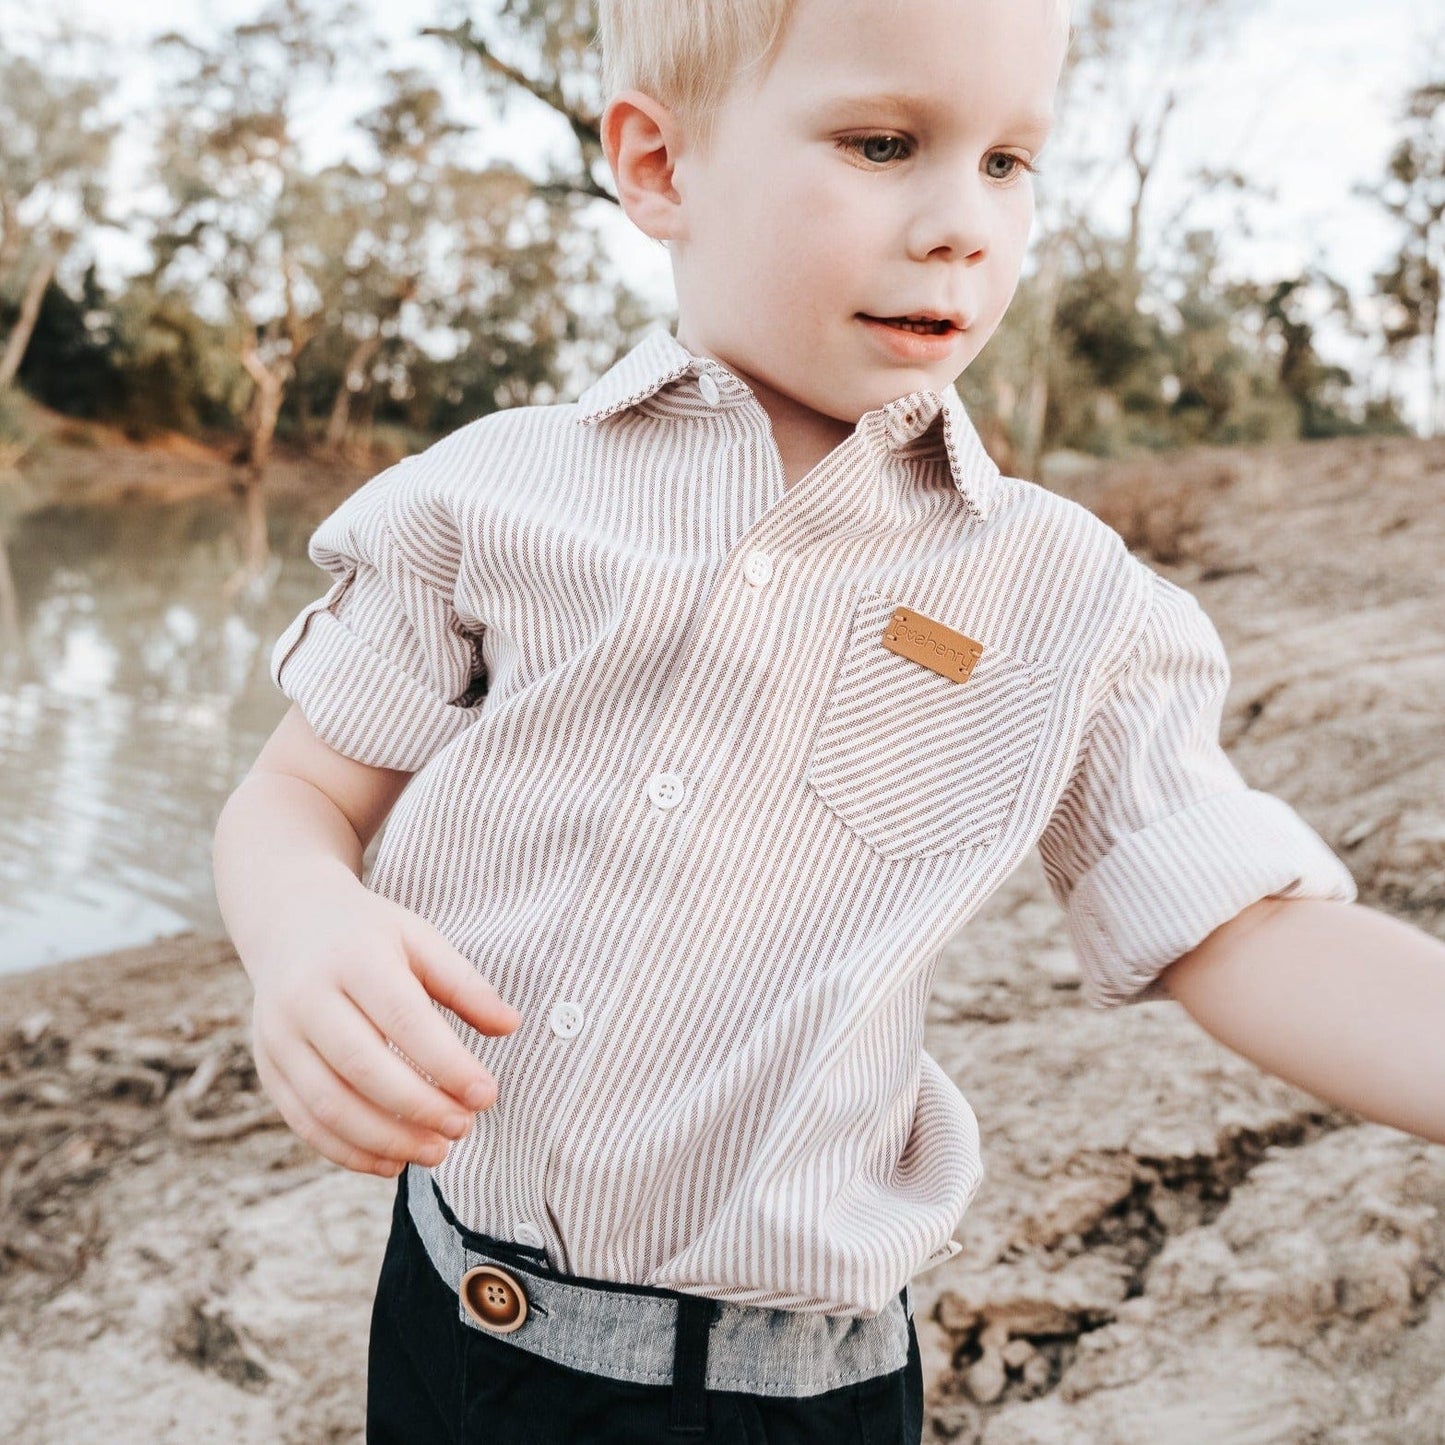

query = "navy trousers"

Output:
[[366, 1169, 925, 1443]]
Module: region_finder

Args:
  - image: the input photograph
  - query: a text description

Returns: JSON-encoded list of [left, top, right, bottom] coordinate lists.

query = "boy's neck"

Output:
[[675, 327, 856, 491], [754, 374, 860, 492]]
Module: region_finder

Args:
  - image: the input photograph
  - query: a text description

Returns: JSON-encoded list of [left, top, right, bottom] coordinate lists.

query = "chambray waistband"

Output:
[[404, 1163, 914, 1397]]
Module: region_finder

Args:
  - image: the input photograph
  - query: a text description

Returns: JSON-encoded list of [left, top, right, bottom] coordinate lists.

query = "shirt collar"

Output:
[[575, 325, 1001, 524]]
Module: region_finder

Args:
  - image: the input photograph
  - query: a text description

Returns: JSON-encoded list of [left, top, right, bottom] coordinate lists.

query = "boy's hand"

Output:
[[245, 864, 523, 1178]]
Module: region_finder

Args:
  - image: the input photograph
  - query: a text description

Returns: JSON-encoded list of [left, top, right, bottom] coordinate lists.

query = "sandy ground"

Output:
[[1, 431, 1442, 1443]]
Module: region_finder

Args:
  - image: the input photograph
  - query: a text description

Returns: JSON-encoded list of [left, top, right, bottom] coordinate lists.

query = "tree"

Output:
[[311, 69, 480, 453], [148, 0, 367, 593], [1005, 0, 1257, 475], [0, 29, 117, 390], [1362, 70, 1445, 436], [291, 5, 655, 449]]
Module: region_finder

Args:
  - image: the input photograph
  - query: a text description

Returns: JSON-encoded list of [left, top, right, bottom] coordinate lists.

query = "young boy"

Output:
[[212, 0, 1445, 1439]]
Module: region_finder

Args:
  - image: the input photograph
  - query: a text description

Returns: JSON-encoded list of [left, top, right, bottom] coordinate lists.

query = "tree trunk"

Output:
[[0, 207, 26, 289], [352, 382, 377, 463], [1430, 288, 1442, 440], [0, 243, 59, 389], [324, 330, 382, 451], [978, 375, 1018, 477], [1017, 237, 1063, 482], [239, 339, 288, 476]]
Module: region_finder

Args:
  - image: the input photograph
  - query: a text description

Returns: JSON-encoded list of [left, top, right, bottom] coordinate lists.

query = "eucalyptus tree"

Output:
[[312, 71, 465, 452], [1363, 72, 1445, 437], [0, 31, 117, 390], [147, 0, 370, 592]]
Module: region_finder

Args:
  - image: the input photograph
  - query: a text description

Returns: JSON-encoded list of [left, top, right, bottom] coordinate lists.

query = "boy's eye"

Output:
[[838, 135, 1040, 182], [839, 134, 911, 165], [986, 152, 1038, 181]]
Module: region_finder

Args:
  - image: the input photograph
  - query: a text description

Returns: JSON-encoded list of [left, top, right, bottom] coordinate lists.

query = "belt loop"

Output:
[[667, 1296, 720, 1435]]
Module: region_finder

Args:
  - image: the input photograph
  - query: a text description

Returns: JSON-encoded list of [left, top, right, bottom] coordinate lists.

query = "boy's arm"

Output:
[[214, 721, 515, 1177], [221, 452, 515, 1177], [1158, 896, 1445, 1145], [1037, 568, 1359, 1012], [213, 703, 413, 970]]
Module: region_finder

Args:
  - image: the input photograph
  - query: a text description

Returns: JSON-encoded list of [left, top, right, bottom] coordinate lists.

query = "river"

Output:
[[0, 494, 341, 975]]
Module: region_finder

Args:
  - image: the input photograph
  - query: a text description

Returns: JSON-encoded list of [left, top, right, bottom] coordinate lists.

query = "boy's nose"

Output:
[[904, 177, 992, 263], [905, 212, 988, 264]]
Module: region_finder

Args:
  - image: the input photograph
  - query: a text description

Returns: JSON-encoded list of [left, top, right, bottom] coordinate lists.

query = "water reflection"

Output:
[[0, 496, 338, 975]]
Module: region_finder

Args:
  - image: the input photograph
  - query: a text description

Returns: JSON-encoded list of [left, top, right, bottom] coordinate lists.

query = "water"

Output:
[[0, 493, 342, 976]]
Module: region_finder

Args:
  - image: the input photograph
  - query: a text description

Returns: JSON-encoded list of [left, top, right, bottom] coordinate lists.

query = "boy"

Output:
[[212, 0, 1445, 1439]]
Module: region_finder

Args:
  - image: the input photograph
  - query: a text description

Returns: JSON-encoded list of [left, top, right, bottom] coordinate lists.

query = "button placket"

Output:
[[499, 404, 830, 1189]]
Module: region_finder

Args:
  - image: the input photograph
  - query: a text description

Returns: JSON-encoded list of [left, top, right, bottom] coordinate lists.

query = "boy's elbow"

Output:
[[1156, 896, 1296, 1009]]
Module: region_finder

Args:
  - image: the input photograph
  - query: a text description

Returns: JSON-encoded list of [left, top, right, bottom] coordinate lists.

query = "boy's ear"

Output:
[[601, 89, 688, 244]]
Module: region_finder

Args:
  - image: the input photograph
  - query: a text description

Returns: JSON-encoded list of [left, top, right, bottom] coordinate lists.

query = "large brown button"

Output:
[[459, 1264, 529, 1334]]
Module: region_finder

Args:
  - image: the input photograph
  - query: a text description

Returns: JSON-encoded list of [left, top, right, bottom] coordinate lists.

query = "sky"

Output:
[[7, 0, 1442, 431]]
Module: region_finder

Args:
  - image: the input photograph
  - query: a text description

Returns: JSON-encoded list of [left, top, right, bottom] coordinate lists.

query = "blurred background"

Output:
[[0, 0, 1441, 974]]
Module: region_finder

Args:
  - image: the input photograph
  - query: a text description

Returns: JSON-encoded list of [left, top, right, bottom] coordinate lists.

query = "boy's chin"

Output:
[[836, 372, 969, 420]]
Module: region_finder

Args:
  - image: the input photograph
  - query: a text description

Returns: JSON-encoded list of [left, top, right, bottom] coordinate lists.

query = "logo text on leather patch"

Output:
[[881, 607, 984, 683]]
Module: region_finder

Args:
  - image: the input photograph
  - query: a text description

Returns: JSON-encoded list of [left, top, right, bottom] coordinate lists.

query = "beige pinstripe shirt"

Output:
[[269, 325, 1358, 1316]]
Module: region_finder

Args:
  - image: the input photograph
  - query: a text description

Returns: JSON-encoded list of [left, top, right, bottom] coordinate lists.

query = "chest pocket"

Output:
[[804, 591, 1058, 861]]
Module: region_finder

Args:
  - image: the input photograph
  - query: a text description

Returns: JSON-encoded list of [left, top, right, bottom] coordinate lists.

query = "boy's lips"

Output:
[[857, 311, 967, 333], [857, 313, 966, 362]]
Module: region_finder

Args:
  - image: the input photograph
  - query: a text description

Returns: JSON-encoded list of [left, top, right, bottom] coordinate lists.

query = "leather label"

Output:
[[880, 606, 984, 683]]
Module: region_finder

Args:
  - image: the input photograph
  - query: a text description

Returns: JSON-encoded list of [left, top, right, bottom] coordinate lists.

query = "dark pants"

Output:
[[366, 1170, 925, 1443]]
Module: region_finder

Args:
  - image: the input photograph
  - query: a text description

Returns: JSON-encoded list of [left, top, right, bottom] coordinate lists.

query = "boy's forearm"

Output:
[[212, 771, 365, 980], [1160, 898, 1445, 1145]]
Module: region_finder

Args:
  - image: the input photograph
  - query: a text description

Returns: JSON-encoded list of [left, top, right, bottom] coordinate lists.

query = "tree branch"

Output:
[[421, 21, 616, 207]]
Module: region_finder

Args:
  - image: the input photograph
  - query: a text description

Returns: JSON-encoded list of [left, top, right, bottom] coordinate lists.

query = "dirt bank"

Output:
[[6, 400, 379, 521], [1, 430, 1442, 1443]]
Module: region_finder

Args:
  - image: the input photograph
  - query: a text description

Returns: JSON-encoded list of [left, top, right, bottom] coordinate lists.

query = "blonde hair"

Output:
[[596, 0, 1074, 153]]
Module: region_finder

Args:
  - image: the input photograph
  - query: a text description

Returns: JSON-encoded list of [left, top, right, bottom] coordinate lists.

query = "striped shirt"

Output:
[[268, 324, 1358, 1317]]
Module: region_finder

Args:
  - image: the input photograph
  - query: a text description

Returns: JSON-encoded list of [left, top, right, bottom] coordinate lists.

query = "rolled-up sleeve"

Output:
[[1037, 568, 1358, 1009], [269, 456, 486, 773]]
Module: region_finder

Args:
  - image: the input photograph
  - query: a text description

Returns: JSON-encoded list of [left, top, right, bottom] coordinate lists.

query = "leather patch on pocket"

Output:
[[880, 606, 984, 683]]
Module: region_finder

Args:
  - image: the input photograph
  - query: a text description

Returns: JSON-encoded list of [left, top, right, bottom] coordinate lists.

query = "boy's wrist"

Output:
[[214, 775, 370, 983], [228, 855, 368, 987]]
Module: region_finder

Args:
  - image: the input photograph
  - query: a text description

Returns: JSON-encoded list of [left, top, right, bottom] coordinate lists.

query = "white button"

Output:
[[646, 772, 686, 810], [742, 551, 773, 587], [515, 1221, 545, 1248], [549, 1001, 585, 1038], [698, 373, 721, 406]]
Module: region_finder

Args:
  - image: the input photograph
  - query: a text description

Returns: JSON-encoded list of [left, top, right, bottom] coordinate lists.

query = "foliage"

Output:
[[9, 264, 125, 419], [8, 265, 245, 439], [0, 27, 119, 390], [0, 0, 1434, 465], [0, 39, 116, 280], [1363, 76, 1445, 434]]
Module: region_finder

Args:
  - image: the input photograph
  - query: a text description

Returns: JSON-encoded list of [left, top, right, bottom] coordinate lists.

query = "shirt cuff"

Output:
[[269, 573, 480, 773], [1064, 787, 1359, 1009]]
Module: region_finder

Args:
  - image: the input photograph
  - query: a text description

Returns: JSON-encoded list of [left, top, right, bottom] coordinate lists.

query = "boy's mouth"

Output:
[[859, 314, 960, 336]]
